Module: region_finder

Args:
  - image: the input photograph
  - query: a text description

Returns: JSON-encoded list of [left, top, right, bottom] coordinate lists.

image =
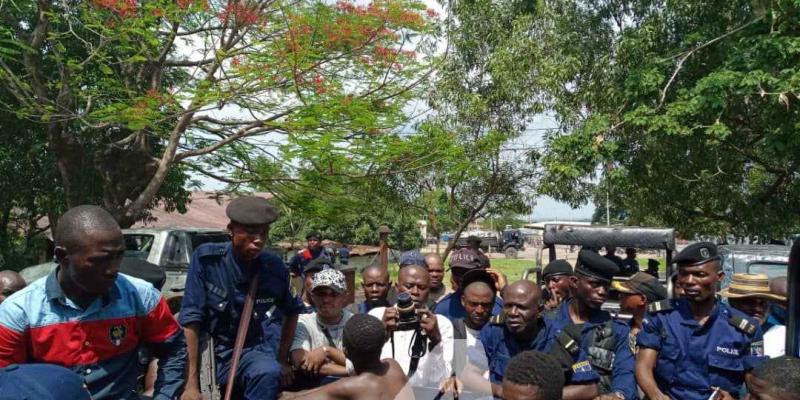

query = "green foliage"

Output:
[[538, 0, 800, 239], [0, 0, 437, 232]]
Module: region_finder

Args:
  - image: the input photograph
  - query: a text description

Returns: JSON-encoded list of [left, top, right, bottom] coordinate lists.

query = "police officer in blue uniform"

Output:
[[434, 248, 503, 321], [180, 196, 302, 400], [472, 280, 546, 398], [541, 250, 636, 400], [635, 242, 765, 400]]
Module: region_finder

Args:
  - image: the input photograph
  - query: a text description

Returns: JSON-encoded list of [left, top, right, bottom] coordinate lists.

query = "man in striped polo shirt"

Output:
[[0, 205, 186, 400]]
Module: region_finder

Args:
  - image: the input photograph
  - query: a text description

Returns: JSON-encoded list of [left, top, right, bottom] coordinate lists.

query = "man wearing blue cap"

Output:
[[635, 242, 765, 400], [540, 250, 636, 400], [180, 196, 302, 400]]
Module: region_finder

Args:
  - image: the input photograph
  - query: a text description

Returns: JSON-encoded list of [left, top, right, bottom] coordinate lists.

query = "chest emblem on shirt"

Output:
[[109, 324, 128, 347]]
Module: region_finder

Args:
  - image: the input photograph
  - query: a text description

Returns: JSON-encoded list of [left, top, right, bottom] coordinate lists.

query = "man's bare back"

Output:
[[284, 359, 411, 400]]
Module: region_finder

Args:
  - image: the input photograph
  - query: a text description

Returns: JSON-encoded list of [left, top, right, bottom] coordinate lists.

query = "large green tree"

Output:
[[537, 0, 800, 239], [0, 0, 437, 228], [393, 0, 540, 256]]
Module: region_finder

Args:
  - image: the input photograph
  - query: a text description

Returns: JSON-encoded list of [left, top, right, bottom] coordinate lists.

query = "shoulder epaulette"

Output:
[[648, 299, 673, 313], [729, 314, 757, 335], [197, 243, 227, 259], [490, 314, 504, 325]]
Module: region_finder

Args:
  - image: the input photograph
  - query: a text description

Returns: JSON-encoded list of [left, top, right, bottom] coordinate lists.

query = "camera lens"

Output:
[[396, 292, 414, 311]]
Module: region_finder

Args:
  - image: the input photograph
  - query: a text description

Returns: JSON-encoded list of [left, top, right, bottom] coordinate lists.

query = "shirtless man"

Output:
[[285, 314, 412, 400]]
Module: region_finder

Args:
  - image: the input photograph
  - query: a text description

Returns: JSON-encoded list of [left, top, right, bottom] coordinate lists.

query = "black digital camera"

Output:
[[395, 292, 420, 331]]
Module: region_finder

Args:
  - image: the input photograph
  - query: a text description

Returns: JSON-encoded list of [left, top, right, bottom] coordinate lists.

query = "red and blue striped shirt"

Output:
[[0, 268, 186, 400]]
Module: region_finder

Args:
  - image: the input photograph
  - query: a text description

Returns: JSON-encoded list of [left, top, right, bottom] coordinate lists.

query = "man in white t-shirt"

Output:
[[368, 264, 454, 390], [291, 268, 354, 388]]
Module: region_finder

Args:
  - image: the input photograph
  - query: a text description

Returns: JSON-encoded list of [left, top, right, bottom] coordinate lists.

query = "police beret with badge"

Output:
[[575, 249, 619, 282], [543, 259, 574, 279], [226, 196, 278, 225], [673, 241, 718, 267], [449, 248, 483, 270], [304, 257, 334, 274]]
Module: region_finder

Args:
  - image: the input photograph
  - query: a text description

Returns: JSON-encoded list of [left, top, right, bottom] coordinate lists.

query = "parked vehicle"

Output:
[[536, 224, 677, 317], [718, 244, 789, 290], [454, 228, 527, 258]]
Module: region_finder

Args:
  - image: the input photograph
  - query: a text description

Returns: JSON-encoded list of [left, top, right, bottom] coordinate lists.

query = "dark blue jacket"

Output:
[[637, 299, 765, 400], [540, 299, 637, 400], [180, 243, 302, 348], [478, 320, 547, 384]]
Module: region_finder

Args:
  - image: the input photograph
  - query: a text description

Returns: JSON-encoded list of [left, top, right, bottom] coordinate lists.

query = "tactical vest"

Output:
[[551, 319, 617, 395]]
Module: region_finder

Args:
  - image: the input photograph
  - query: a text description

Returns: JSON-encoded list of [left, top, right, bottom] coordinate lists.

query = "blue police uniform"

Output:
[[477, 320, 547, 384], [180, 242, 302, 400], [540, 299, 637, 400], [637, 298, 765, 400], [433, 290, 503, 322]]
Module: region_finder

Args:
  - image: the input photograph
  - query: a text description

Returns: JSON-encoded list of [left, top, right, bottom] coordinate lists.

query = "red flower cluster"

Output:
[[92, 0, 138, 17], [218, 2, 260, 26]]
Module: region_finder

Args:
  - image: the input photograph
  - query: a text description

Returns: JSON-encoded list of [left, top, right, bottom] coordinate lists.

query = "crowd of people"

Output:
[[0, 196, 797, 400]]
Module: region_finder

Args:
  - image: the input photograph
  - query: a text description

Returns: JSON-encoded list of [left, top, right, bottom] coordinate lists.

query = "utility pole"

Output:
[[606, 188, 610, 226]]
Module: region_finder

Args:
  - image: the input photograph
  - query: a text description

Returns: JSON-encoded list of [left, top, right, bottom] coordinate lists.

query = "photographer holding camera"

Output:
[[368, 264, 454, 390]]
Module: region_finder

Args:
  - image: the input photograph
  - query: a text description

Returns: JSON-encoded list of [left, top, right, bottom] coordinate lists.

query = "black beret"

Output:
[[306, 231, 322, 240], [460, 269, 497, 294], [575, 249, 619, 282], [542, 259, 573, 279], [304, 257, 334, 274], [226, 196, 278, 225], [673, 242, 719, 267]]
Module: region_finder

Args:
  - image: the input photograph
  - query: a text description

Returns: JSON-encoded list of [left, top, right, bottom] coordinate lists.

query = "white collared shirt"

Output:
[[368, 306, 454, 388]]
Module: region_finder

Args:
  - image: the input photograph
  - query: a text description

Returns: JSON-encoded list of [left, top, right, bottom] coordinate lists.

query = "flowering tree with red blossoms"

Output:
[[0, 0, 437, 227]]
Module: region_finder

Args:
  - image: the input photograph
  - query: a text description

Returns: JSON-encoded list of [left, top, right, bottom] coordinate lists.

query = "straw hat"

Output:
[[719, 273, 786, 302]]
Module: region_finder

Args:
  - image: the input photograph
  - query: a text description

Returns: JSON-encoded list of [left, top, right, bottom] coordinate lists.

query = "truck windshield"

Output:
[[748, 262, 787, 278], [124, 234, 155, 260]]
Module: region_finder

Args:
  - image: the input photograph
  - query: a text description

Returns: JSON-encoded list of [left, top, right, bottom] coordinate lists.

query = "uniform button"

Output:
[[84, 341, 90, 346], [85, 369, 92, 374], [219, 303, 225, 308]]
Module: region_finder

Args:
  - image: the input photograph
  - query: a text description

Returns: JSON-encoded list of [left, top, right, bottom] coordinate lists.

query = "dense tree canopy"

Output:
[[0, 0, 438, 228], [537, 0, 800, 239]]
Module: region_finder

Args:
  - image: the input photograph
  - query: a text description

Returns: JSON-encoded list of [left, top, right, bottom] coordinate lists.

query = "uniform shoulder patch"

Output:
[[647, 299, 673, 313], [571, 360, 592, 374], [728, 315, 757, 336], [196, 243, 227, 259]]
